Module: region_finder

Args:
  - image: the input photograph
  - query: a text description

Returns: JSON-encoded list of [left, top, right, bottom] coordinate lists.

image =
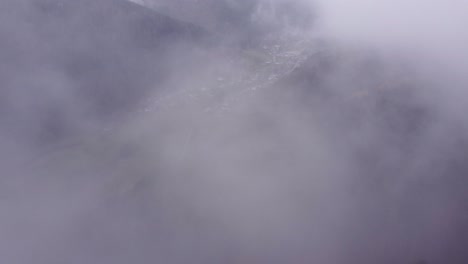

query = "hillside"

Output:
[[0, 0, 209, 144]]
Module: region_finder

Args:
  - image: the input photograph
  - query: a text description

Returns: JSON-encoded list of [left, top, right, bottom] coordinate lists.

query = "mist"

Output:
[[1, 0, 468, 263]]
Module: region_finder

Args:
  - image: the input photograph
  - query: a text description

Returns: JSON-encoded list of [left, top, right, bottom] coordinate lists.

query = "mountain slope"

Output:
[[0, 0, 209, 144]]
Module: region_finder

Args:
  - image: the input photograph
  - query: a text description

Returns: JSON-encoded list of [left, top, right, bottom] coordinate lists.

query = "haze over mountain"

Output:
[[1, 1, 468, 264], [0, 0, 208, 144]]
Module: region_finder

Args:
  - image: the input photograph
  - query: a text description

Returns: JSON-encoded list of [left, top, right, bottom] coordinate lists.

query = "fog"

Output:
[[1, 0, 468, 263], [316, 0, 468, 115]]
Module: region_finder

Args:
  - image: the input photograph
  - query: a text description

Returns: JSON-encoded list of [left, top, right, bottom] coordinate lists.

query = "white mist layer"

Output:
[[1, 1, 468, 264]]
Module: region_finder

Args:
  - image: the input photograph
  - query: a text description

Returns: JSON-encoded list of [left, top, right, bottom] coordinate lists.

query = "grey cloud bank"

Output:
[[1, 0, 468, 263]]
